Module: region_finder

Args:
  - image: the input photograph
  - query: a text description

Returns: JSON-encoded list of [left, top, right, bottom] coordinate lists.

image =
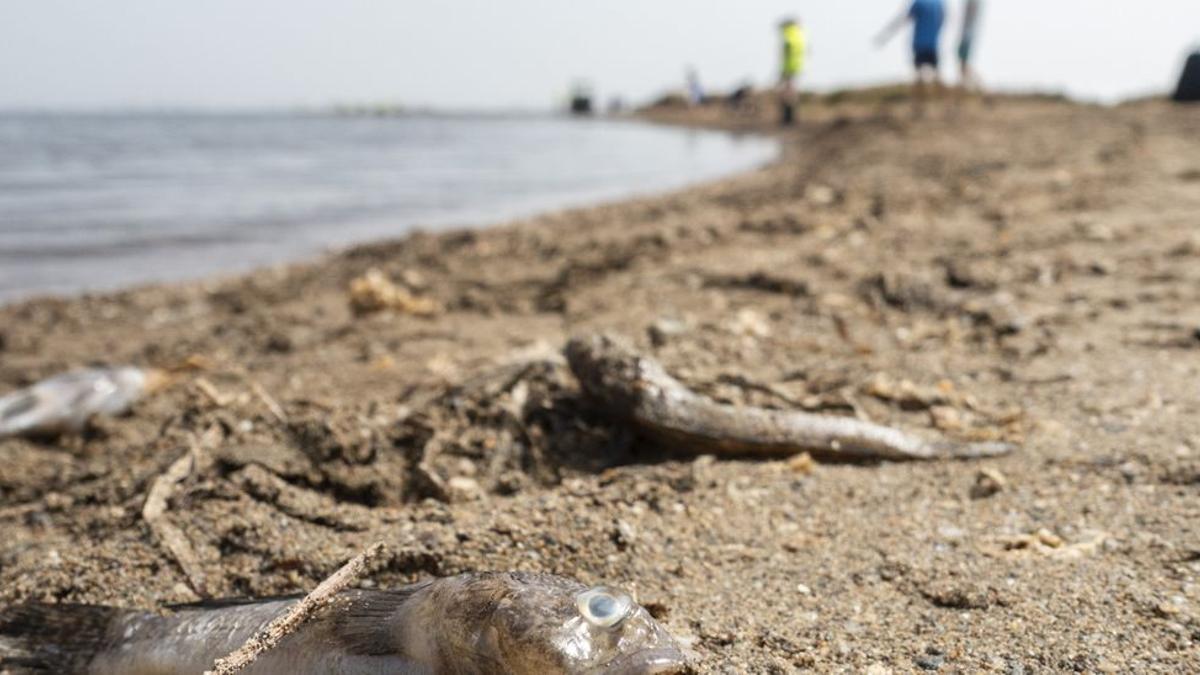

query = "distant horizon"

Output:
[[0, 78, 1180, 115], [3, 1, 1198, 110]]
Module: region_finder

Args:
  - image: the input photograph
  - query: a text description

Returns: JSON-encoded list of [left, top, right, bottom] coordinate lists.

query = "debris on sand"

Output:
[[398, 357, 628, 502], [991, 529, 1108, 560], [142, 432, 218, 598], [970, 468, 1008, 499], [921, 578, 1006, 610], [232, 463, 376, 531], [726, 308, 773, 338], [859, 271, 1032, 336], [702, 270, 810, 298], [348, 268, 441, 317], [805, 183, 839, 206], [864, 373, 957, 410], [647, 316, 690, 346], [566, 333, 1016, 461], [786, 453, 816, 475], [0, 366, 171, 439]]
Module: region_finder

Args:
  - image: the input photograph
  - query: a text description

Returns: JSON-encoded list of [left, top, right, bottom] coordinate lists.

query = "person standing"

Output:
[[957, 0, 984, 98], [1177, 48, 1200, 103], [876, 0, 946, 116], [686, 67, 705, 106], [778, 17, 807, 125]]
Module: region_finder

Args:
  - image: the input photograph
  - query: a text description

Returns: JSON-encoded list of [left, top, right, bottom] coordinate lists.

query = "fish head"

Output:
[[458, 573, 688, 674]]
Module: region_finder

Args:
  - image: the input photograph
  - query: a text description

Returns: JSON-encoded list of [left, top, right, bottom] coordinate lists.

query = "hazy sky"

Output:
[[3, 1, 1198, 110]]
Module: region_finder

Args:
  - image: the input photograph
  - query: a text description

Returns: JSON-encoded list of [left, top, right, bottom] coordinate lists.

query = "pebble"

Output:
[[1155, 600, 1182, 617], [42, 492, 73, 511], [930, 406, 964, 432], [612, 519, 638, 549], [970, 468, 1007, 499], [728, 308, 772, 338], [922, 579, 995, 609], [787, 453, 815, 475], [1036, 528, 1064, 548], [915, 646, 946, 671], [446, 476, 482, 502], [647, 317, 689, 346], [806, 184, 837, 206], [915, 654, 944, 671]]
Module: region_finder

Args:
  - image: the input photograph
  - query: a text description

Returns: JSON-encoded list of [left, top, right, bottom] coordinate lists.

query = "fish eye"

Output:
[[576, 587, 632, 628]]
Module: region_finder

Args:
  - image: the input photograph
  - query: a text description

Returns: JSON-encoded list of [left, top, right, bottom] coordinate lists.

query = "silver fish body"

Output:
[[0, 367, 148, 439], [0, 572, 688, 674]]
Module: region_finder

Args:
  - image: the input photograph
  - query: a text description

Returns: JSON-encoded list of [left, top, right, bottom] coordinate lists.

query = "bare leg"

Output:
[[913, 71, 927, 118], [931, 69, 946, 113], [957, 61, 969, 104], [779, 76, 797, 126], [963, 63, 992, 107]]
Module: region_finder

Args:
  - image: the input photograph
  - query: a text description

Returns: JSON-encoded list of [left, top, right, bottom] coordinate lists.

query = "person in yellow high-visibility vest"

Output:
[[778, 17, 807, 125]]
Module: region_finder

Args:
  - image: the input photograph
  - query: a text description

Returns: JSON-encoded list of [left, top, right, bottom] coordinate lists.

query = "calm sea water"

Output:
[[0, 113, 777, 303]]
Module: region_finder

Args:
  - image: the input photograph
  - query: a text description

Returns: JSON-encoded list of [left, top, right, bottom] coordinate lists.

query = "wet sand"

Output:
[[3, 92, 1200, 672]]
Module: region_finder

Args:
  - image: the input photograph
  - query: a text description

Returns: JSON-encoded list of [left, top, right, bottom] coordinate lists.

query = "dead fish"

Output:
[[0, 571, 688, 674], [0, 367, 167, 439], [566, 333, 1016, 461]]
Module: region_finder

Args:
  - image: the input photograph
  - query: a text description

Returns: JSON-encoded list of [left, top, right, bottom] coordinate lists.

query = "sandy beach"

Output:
[[3, 93, 1200, 672]]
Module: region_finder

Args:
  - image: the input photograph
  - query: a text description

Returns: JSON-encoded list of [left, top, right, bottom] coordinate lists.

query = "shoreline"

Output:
[[33, 89, 881, 317], [3, 93, 1200, 672], [0, 84, 1148, 311], [0, 114, 776, 308]]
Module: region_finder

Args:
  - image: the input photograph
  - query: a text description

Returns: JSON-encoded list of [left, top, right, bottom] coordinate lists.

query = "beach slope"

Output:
[[3, 95, 1200, 672]]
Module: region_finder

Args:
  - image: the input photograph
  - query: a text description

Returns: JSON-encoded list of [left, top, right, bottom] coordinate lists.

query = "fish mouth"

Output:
[[591, 647, 690, 675]]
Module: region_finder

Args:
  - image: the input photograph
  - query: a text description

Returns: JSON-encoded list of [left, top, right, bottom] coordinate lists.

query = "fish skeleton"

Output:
[[0, 571, 688, 674]]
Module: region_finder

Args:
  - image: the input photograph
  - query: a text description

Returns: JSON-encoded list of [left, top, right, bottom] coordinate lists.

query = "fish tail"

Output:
[[0, 603, 128, 673]]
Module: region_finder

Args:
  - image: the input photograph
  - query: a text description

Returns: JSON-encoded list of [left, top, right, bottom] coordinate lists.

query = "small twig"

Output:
[[246, 378, 288, 424], [233, 464, 372, 531], [0, 491, 73, 520], [194, 378, 230, 407], [1017, 374, 1075, 386], [142, 429, 219, 596], [204, 542, 387, 675], [0, 501, 43, 520]]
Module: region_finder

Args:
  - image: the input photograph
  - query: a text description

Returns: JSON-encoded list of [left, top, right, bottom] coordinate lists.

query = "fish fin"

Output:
[[0, 603, 125, 673], [165, 592, 307, 611], [322, 586, 432, 656], [169, 586, 430, 657]]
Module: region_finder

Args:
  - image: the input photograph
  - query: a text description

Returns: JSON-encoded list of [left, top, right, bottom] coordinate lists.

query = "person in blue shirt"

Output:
[[875, 0, 946, 115]]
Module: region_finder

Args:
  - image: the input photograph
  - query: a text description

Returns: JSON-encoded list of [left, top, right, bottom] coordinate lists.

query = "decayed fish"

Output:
[[566, 333, 1016, 461], [0, 572, 688, 674], [0, 367, 167, 439]]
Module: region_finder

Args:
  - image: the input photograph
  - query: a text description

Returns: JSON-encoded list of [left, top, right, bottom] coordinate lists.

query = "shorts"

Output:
[[914, 48, 939, 69], [958, 38, 974, 64]]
